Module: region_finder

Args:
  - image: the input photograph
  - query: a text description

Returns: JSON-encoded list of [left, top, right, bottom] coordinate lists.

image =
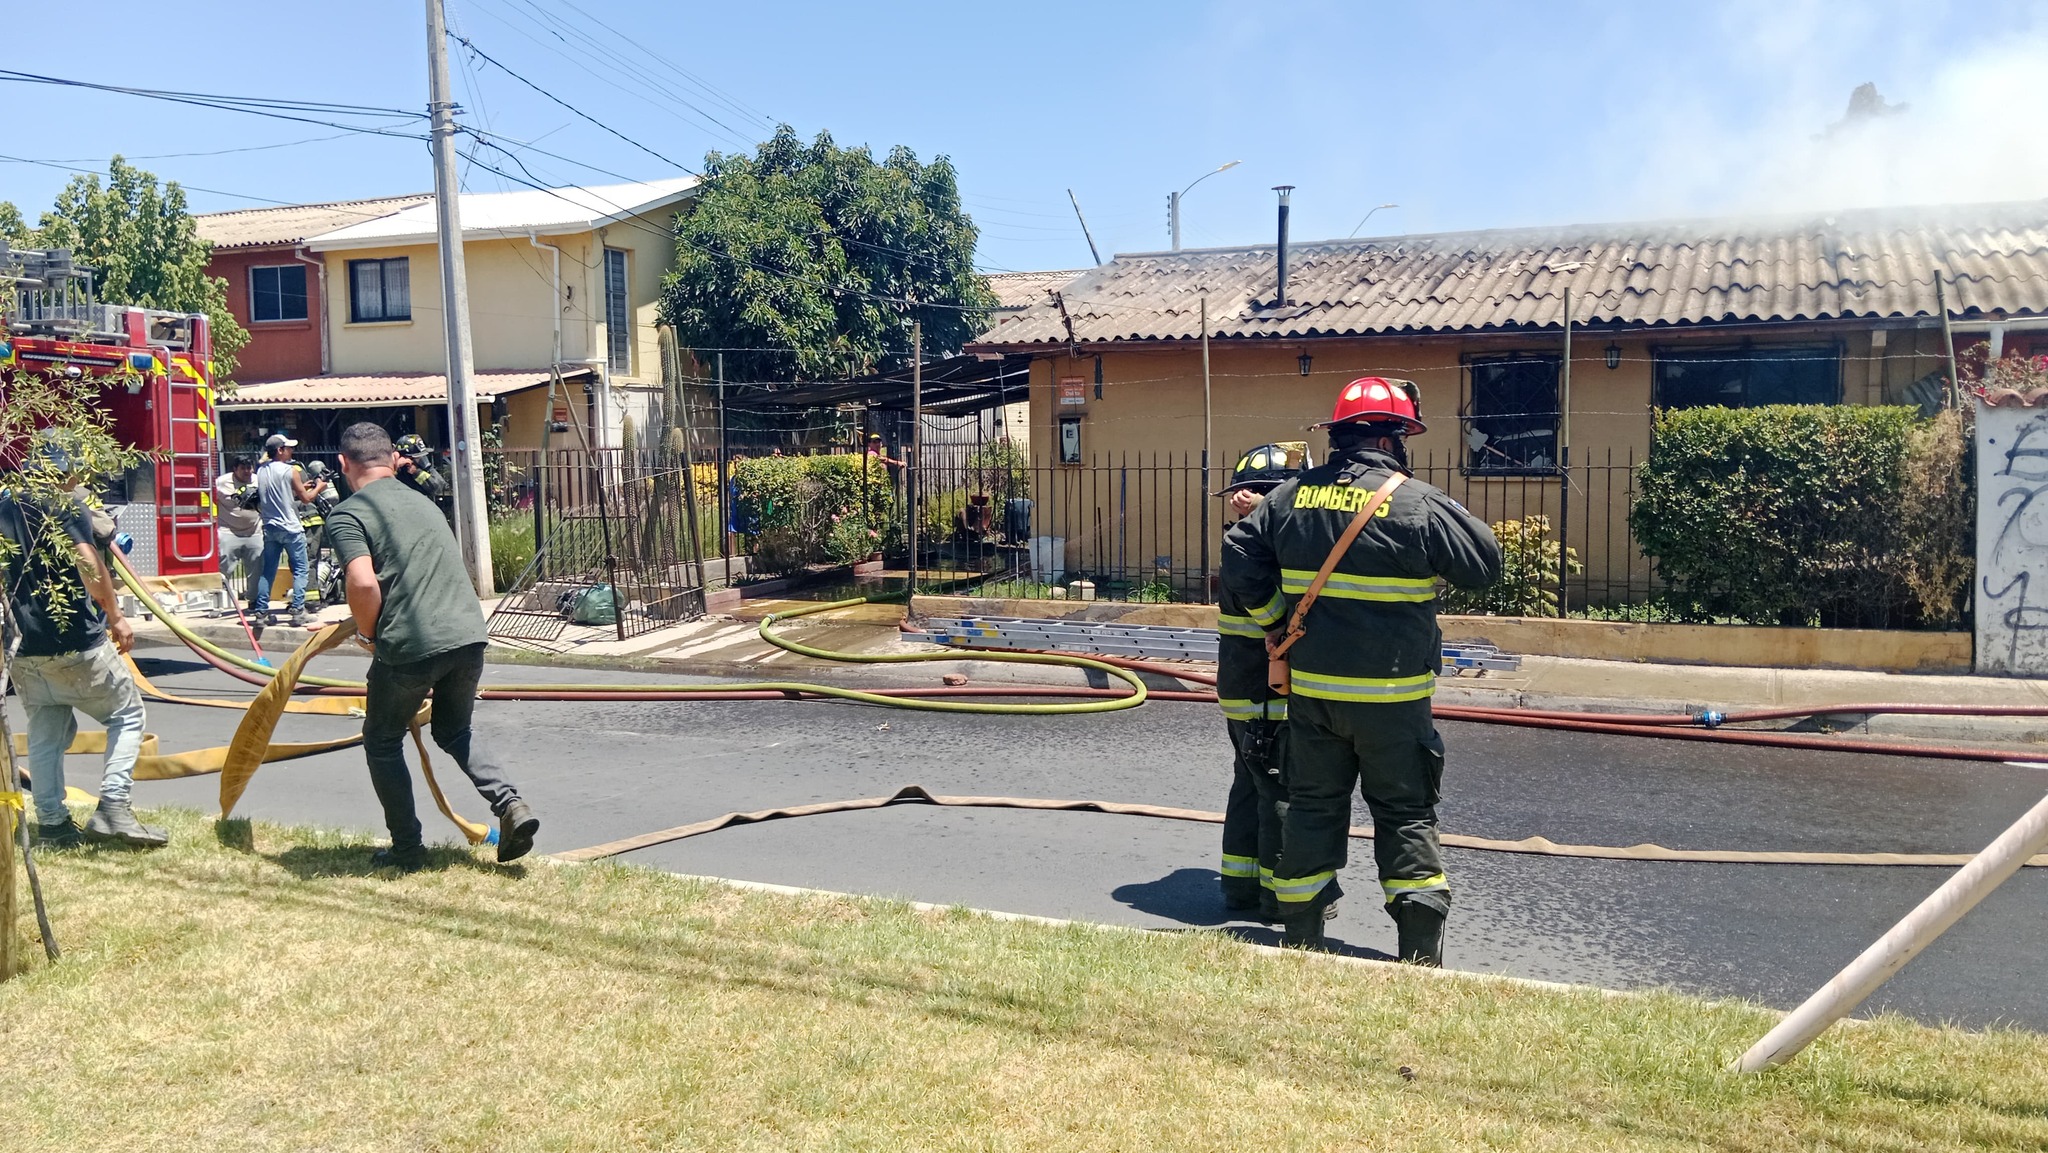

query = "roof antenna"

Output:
[[1067, 189, 1103, 266]]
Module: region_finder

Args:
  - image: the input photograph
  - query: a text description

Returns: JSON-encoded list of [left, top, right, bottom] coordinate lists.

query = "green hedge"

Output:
[[730, 453, 895, 572], [1630, 405, 1950, 628]]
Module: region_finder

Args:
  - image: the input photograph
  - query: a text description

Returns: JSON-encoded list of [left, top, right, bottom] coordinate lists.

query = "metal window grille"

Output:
[[1652, 344, 1842, 408], [1464, 353, 1561, 475], [604, 248, 630, 374]]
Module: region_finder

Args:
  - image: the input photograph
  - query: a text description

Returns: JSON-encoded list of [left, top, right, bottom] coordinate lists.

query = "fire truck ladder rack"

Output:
[[164, 364, 216, 564], [905, 614, 1522, 672]]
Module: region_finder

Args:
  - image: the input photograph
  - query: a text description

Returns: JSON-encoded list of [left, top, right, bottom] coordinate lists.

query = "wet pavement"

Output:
[[28, 640, 2048, 1030]]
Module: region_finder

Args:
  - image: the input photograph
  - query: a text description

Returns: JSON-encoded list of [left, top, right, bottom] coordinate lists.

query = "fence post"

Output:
[[908, 321, 922, 603]]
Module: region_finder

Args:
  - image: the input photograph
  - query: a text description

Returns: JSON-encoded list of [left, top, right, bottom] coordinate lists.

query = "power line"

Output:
[[542, 0, 776, 131], [0, 154, 423, 215], [28, 131, 378, 164], [0, 69, 429, 138], [447, 32, 695, 174], [477, 0, 767, 149]]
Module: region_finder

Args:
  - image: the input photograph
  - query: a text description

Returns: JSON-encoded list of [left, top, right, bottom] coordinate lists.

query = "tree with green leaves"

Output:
[[659, 126, 995, 385], [1, 157, 247, 381]]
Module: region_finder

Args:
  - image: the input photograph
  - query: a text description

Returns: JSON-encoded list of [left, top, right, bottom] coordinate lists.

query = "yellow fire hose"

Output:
[[107, 555, 2048, 868]]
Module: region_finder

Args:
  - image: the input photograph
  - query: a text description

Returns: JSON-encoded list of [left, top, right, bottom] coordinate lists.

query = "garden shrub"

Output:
[[1441, 515, 1579, 617], [730, 453, 893, 573], [1630, 405, 1938, 627]]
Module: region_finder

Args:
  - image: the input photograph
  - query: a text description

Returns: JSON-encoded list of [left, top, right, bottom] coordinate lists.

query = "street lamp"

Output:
[[1347, 203, 1399, 238], [1169, 160, 1241, 251]]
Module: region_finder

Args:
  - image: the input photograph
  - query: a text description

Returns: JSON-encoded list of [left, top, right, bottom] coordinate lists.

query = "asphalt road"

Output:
[[22, 639, 2048, 1030]]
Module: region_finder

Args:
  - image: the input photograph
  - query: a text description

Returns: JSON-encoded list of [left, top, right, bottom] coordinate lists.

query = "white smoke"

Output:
[[1620, 8, 2048, 217]]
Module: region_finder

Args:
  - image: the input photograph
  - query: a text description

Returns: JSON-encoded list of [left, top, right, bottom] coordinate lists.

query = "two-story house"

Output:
[[203, 177, 698, 454]]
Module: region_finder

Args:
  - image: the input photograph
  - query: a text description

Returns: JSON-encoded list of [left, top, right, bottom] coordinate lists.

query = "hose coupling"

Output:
[[1695, 710, 1726, 728]]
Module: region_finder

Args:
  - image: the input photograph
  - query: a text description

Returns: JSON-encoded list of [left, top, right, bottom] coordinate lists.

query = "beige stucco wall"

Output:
[[317, 206, 681, 448], [1017, 323, 1950, 599]]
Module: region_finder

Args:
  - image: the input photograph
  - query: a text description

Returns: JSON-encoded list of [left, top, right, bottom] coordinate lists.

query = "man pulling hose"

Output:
[[1221, 378, 1500, 961], [326, 423, 539, 870]]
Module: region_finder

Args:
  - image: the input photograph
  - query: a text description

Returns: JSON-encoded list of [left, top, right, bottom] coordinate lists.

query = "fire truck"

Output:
[[0, 244, 220, 577]]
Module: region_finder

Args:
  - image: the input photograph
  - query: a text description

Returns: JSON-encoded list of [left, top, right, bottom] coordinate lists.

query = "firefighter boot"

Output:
[[1281, 909, 1327, 950], [1390, 891, 1449, 967]]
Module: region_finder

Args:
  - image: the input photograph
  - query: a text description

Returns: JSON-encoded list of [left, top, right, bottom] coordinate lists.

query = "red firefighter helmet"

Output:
[[1316, 376, 1426, 435]]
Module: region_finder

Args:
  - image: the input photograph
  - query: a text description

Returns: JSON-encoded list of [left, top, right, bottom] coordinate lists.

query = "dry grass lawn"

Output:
[[3, 807, 2046, 1152]]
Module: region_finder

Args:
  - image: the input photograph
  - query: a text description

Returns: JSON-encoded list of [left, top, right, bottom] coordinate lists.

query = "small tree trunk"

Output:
[[1, 784, 17, 980]]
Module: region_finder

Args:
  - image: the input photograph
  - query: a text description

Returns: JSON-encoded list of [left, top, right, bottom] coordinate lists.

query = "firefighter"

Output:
[[1221, 378, 1501, 962], [298, 459, 343, 607], [393, 434, 448, 502], [1214, 443, 1310, 920], [394, 433, 455, 528]]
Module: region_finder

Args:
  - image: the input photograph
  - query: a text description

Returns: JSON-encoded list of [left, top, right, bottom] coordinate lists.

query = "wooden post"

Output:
[[1733, 790, 2048, 1071], [1200, 295, 1212, 598], [908, 320, 923, 603], [1, 787, 17, 980]]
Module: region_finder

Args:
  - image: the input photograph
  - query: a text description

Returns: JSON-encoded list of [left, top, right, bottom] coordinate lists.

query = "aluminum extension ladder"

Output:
[[905, 614, 1522, 673]]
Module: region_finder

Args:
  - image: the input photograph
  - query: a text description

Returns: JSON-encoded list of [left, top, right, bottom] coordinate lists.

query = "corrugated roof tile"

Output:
[[971, 201, 2048, 348]]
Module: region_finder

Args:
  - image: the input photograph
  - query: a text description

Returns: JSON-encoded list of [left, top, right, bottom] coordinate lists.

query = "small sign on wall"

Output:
[[1058, 376, 1087, 406]]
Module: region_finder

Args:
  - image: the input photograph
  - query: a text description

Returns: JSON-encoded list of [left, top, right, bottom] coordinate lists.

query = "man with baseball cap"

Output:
[[252, 432, 328, 629]]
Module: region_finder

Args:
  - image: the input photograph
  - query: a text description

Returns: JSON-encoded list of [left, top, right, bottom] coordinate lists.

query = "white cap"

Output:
[[264, 433, 298, 449]]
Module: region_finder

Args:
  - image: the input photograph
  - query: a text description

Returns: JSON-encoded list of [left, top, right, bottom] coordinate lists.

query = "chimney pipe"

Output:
[[1272, 186, 1294, 307]]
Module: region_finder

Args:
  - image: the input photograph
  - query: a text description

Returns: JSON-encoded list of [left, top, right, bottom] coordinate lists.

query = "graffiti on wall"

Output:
[[1977, 400, 2048, 674]]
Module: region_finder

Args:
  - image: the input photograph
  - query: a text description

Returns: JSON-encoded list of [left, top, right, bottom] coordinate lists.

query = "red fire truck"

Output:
[[1, 245, 220, 577]]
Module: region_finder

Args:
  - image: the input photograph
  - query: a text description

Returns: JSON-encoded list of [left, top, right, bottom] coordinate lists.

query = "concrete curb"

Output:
[[545, 856, 1633, 1001]]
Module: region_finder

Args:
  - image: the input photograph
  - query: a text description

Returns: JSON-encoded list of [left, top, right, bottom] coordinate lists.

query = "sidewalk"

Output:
[[129, 599, 2048, 749]]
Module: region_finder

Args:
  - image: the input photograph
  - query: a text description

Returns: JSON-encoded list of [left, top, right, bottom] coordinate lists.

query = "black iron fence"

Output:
[[908, 445, 1662, 616], [484, 449, 708, 648]]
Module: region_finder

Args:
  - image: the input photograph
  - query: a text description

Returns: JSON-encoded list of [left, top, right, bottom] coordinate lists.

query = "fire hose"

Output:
[[110, 555, 2048, 868]]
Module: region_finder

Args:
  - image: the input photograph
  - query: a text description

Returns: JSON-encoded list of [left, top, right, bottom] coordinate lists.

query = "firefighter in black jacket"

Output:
[[1214, 442, 1311, 920], [1221, 378, 1501, 962]]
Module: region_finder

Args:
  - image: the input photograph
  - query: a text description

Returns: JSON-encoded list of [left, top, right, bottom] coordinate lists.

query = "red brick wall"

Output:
[[209, 245, 323, 383]]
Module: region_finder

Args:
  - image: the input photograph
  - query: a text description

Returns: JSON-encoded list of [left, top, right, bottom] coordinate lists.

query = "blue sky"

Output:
[[5, 0, 2045, 272]]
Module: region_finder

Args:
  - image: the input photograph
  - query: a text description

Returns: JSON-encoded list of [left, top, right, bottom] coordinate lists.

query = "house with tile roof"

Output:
[[197, 177, 698, 453], [196, 195, 431, 384], [964, 199, 2048, 603]]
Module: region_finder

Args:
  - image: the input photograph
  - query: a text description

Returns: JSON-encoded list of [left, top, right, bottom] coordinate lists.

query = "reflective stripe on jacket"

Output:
[[1219, 447, 1501, 699]]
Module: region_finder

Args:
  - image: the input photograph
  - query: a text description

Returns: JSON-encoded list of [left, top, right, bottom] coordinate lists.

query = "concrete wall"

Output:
[[1975, 393, 2048, 675], [1020, 322, 1950, 596], [209, 245, 324, 383], [913, 595, 1971, 673]]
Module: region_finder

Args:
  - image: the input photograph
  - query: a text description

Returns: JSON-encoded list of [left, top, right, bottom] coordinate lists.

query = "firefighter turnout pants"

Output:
[[1269, 694, 1448, 920], [1221, 715, 1289, 911]]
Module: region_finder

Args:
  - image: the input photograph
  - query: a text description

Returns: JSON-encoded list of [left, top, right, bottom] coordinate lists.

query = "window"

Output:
[[604, 248, 631, 374], [1653, 345, 1840, 409], [347, 257, 410, 323], [249, 264, 308, 322], [1464, 353, 1560, 474]]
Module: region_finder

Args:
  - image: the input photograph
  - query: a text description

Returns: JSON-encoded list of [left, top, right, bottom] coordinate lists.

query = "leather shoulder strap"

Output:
[[1270, 472, 1405, 658]]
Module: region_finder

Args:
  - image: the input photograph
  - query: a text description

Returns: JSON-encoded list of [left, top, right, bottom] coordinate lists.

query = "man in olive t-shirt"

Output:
[[326, 422, 539, 870]]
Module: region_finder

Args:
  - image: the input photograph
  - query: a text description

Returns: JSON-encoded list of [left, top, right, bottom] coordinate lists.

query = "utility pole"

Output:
[[908, 320, 923, 602], [1067, 189, 1102, 265], [1200, 295, 1212, 595], [426, 0, 493, 595], [1557, 283, 1572, 619], [716, 352, 731, 578]]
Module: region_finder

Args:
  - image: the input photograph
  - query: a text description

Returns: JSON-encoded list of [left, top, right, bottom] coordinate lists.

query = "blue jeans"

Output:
[[12, 642, 147, 826], [256, 526, 308, 615]]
